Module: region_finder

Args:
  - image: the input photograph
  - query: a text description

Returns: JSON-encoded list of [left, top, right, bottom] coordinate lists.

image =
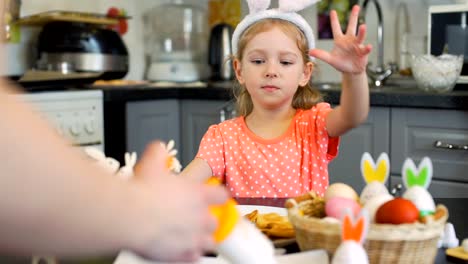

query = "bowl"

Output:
[[411, 54, 463, 93]]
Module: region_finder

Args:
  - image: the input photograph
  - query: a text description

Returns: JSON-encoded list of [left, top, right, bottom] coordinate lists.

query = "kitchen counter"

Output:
[[94, 81, 468, 110]]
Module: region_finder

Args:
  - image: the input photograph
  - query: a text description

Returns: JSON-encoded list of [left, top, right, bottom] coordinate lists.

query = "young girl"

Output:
[[182, 0, 371, 198]]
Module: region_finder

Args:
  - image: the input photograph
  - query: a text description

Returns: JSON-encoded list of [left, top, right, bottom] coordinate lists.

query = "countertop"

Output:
[[90, 81, 468, 110]]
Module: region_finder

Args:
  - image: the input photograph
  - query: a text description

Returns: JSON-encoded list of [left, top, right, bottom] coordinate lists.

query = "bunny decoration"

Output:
[[84, 147, 137, 179], [359, 152, 393, 222], [84, 140, 182, 180], [161, 139, 182, 173], [116, 152, 137, 179], [401, 157, 436, 217], [231, 0, 319, 58], [332, 209, 370, 264], [359, 152, 391, 204]]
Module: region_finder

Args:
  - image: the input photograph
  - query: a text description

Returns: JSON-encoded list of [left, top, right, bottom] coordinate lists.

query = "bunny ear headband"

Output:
[[231, 0, 319, 57]]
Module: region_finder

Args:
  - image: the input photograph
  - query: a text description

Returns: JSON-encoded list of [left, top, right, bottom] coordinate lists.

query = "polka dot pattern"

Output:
[[197, 103, 339, 198]]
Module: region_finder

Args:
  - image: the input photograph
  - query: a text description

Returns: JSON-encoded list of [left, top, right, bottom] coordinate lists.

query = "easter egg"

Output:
[[325, 197, 361, 219], [360, 181, 389, 205], [325, 183, 359, 202], [375, 198, 419, 224], [402, 186, 436, 216]]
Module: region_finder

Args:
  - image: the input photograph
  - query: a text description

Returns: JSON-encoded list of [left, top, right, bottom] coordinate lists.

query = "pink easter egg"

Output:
[[325, 197, 361, 219]]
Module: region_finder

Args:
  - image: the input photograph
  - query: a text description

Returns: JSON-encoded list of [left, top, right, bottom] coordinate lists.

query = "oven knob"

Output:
[[69, 123, 81, 136], [85, 119, 95, 134]]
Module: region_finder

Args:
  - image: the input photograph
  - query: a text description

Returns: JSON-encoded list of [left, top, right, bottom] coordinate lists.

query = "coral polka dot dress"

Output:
[[196, 102, 339, 198]]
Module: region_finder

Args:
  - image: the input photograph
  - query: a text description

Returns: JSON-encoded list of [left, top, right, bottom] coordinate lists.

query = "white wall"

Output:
[[4, 0, 463, 82]]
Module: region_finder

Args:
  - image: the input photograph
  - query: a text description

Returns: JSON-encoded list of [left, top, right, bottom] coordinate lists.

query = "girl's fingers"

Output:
[[346, 5, 360, 36], [309, 49, 332, 64], [329, 10, 343, 38], [356, 24, 367, 44], [357, 44, 373, 57]]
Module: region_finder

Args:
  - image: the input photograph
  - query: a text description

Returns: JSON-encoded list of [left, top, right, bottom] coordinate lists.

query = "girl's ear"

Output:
[[299, 61, 313, 87], [233, 58, 245, 84]]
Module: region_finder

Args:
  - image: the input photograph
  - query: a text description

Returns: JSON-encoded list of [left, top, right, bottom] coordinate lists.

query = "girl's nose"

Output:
[[265, 63, 278, 78]]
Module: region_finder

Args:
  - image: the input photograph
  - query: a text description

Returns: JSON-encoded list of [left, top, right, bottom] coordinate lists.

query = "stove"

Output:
[[20, 90, 104, 150]]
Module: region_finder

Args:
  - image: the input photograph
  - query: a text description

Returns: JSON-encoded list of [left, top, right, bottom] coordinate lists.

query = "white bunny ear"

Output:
[[128, 152, 137, 167], [278, 0, 320, 12], [123, 152, 137, 167], [246, 0, 271, 14], [167, 140, 175, 151]]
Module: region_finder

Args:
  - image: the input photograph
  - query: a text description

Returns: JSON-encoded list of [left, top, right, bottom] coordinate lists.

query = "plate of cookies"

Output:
[[237, 205, 296, 247]]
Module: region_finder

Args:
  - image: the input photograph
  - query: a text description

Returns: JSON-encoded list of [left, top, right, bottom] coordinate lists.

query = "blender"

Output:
[[144, 0, 210, 82]]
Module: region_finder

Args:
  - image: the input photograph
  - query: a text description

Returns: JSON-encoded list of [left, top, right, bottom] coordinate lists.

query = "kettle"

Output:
[[209, 23, 234, 81]]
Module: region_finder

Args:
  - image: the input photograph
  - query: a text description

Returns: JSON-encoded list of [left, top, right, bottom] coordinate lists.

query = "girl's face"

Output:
[[234, 27, 313, 111]]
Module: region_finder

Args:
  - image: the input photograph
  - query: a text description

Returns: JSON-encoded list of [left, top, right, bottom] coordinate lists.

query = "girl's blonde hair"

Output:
[[233, 18, 323, 117]]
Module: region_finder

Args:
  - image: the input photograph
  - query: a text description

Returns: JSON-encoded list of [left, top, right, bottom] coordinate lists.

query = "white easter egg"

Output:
[[332, 241, 369, 264], [364, 193, 394, 223], [360, 181, 389, 205], [402, 186, 436, 214]]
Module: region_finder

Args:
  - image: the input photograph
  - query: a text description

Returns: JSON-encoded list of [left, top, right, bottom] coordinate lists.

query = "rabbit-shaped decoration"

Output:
[[359, 152, 391, 205], [232, 0, 319, 58], [332, 209, 369, 264], [117, 151, 137, 180], [161, 140, 182, 173], [401, 157, 436, 216], [84, 147, 120, 174]]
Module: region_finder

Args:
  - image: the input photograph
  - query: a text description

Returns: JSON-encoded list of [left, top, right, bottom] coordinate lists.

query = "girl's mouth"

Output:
[[261, 85, 279, 92]]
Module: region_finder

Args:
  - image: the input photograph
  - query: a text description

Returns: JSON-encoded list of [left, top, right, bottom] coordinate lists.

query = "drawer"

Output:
[[391, 108, 468, 183], [390, 176, 468, 198]]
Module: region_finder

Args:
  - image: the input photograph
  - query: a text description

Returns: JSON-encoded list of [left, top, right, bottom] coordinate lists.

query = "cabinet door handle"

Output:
[[434, 140, 468, 150], [390, 183, 403, 196]]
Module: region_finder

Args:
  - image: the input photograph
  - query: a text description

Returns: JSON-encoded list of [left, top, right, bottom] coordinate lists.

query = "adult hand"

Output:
[[309, 5, 372, 74], [131, 142, 229, 262]]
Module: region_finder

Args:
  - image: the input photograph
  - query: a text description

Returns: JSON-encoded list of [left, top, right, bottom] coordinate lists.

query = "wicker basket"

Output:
[[286, 193, 448, 264]]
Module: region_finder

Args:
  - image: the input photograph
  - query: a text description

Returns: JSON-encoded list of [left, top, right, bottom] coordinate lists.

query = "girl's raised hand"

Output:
[[309, 5, 372, 74]]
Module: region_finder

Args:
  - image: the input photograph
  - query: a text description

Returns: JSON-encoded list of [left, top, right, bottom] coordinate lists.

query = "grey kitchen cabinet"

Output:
[[390, 176, 468, 198], [328, 107, 390, 193], [329, 106, 468, 196], [390, 107, 468, 183], [126, 99, 181, 160], [181, 99, 230, 166], [125, 99, 228, 168]]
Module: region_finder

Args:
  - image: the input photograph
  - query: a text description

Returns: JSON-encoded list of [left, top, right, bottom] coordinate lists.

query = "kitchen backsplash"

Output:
[[4, 0, 463, 82]]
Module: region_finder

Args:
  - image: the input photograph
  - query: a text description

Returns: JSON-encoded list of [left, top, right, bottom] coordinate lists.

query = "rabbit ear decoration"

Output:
[[232, 0, 318, 59], [246, 0, 271, 13], [360, 152, 390, 184], [341, 208, 369, 245], [124, 152, 137, 167], [402, 157, 433, 189], [278, 0, 321, 13]]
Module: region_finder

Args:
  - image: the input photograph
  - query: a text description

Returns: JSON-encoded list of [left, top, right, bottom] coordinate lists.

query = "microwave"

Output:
[[428, 4, 468, 84]]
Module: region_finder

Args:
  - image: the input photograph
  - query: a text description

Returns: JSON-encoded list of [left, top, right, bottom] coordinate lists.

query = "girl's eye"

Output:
[[251, 59, 264, 64], [281, 61, 293, 65]]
